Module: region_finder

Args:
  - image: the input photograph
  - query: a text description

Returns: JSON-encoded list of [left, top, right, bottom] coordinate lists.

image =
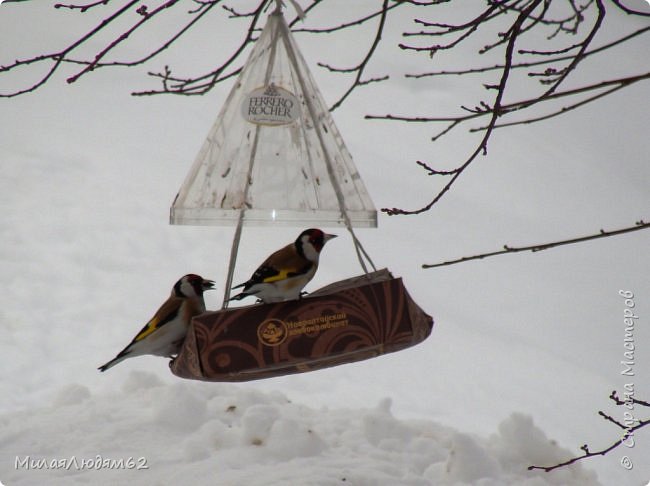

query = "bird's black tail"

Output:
[[98, 349, 130, 372]]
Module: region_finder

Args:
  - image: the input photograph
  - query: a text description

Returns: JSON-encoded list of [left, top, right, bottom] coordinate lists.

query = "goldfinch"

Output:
[[98, 274, 215, 372], [230, 228, 337, 304]]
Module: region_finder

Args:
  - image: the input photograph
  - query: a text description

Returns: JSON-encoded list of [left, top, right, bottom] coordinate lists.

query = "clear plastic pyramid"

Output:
[[170, 11, 377, 228]]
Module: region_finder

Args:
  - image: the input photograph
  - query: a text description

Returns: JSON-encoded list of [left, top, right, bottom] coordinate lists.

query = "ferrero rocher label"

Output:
[[242, 84, 300, 126]]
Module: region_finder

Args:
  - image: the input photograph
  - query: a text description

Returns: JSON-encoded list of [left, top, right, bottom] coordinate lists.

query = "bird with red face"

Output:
[[230, 228, 337, 304], [98, 274, 215, 372]]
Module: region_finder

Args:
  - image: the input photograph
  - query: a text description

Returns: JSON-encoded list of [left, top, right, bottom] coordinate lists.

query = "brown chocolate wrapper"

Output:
[[170, 269, 433, 381]]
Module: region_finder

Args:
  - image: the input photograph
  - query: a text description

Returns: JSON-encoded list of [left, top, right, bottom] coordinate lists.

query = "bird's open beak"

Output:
[[324, 233, 337, 242], [202, 279, 216, 290]]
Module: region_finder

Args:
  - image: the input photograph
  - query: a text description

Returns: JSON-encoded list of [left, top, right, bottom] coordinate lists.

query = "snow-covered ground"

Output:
[[1, 2, 649, 485], [2, 372, 599, 485]]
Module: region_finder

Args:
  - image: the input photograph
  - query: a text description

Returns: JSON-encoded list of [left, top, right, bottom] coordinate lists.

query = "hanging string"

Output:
[[277, 13, 377, 274], [223, 8, 376, 304], [221, 213, 244, 307], [220, 15, 285, 309]]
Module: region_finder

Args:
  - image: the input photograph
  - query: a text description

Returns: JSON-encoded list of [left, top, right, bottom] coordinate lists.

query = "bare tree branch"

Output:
[[221, 2, 260, 18], [0, 0, 140, 98], [528, 420, 649, 472], [320, 0, 392, 111], [292, 1, 401, 33], [1, 0, 647, 218], [405, 26, 650, 79], [609, 0, 650, 17], [133, 1, 267, 96], [371, 0, 649, 216], [65, 0, 183, 85], [370, 68, 649, 214], [62, 1, 222, 71], [369, 72, 650, 125], [529, 391, 650, 472], [609, 390, 650, 408], [422, 219, 649, 269], [381, 0, 544, 216], [475, 73, 650, 130], [0, 0, 259, 97], [54, 0, 110, 12]]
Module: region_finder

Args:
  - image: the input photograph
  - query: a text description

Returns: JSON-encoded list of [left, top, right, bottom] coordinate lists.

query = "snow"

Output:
[[1, 2, 650, 485], [2, 372, 598, 486]]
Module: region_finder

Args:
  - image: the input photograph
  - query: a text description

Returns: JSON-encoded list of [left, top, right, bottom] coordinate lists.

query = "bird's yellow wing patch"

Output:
[[261, 269, 294, 283], [134, 316, 160, 342], [129, 298, 182, 344]]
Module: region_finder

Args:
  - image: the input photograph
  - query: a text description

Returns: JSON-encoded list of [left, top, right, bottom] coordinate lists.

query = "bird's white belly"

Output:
[[250, 269, 315, 303], [132, 320, 188, 357]]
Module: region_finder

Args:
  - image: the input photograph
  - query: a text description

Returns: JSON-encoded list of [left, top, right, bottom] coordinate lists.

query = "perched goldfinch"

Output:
[[98, 274, 215, 372], [230, 228, 337, 304]]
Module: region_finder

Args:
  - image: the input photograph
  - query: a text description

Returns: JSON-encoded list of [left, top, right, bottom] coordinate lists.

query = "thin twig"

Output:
[[366, 72, 650, 131], [292, 2, 402, 33], [382, 0, 543, 216], [324, 0, 391, 111], [405, 26, 650, 79], [61, 1, 221, 74], [54, 0, 110, 12], [422, 220, 649, 269], [133, 0, 266, 95], [529, 390, 650, 472], [478, 83, 625, 130], [0, 0, 140, 98], [610, 0, 650, 16], [610, 390, 650, 408], [597, 411, 626, 429], [66, 0, 182, 84], [527, 418, 649, 472]]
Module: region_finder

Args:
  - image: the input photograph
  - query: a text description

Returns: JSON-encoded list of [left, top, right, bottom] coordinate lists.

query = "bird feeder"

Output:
[[170, 4, 376, 229], [169, 2, 433, 381]]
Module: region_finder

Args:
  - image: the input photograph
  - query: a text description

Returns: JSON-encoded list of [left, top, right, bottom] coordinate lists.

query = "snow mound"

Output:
[[0, 373, 599, 485]]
